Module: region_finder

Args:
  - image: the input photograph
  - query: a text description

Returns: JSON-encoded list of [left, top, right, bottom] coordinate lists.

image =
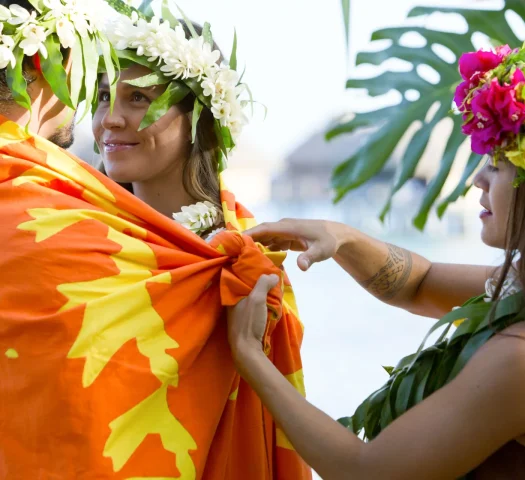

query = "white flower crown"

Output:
[[103, 7, 250, 145], [0, 0, 116, 119]]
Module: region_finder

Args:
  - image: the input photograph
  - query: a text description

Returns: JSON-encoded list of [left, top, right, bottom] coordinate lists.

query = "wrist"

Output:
[[231, 341, 267, 374], [333, 222, 358, 254]]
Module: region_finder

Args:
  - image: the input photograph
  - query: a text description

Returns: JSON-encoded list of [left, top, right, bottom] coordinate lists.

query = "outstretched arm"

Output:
[[228, 276, 525, 480], [246, 219, 491, 318]]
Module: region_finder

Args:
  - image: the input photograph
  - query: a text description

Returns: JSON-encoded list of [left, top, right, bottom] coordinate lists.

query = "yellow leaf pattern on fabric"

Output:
[[5, 348, 18, 359], [104, 384, 197, 477], [0, 119, 138, 222], [16, 207, 197, 477], [276, 369, 306, 451]]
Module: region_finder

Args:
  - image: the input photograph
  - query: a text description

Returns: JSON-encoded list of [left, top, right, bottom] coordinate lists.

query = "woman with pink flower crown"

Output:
[[224, 44, 525, 479]]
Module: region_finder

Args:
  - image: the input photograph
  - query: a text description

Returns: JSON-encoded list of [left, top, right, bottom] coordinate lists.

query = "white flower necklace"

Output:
[[172, 201, 223, 239]]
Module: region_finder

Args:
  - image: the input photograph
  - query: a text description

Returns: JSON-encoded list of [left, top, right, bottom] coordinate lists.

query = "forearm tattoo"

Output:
[[360, 243, 413, 300]]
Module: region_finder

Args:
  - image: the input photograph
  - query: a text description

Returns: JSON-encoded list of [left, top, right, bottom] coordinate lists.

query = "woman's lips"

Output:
[[103, 143, 139, 153], [480, 208, 493, 219]]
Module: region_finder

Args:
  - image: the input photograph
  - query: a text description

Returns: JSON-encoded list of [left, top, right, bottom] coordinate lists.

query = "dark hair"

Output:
[[100, 19, 226, 222], [178, 20, 224, 219]]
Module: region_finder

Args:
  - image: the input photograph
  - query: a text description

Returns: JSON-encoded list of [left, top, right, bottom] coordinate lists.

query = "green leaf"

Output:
[[218, 151, 227, 173], [98, 34, 118, 114], [27, 0, 44, 12], [115, 49, 156, 70], [382, 365, 395, 376], [447, 329, 494, 382], [41, 35, 73, 109], [437, 151, 483, 218], [78, 34, 99, 122], [339, 396, 367, 435], [331, 1, 525, 228], [203, 22, 213, 46], [139, 81, 190, 130], [124, 72, 171, 87], [191, 98, 204, 144], [137, 0, 154, 16], [106, 0, 144, 19], [229, 29, 238, 71], [175, 2, 198, 38], [69, 33, 85, 108], [413, 124, 466, 230], [161, 0, 180, 28], [7, 49, 31, 111], [380, 103, 450, 221], [341, 0, 350, 54]]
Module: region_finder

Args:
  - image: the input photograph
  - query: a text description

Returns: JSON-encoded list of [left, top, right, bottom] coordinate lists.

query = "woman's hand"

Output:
[[245, 219, 351, 271], [227, 274, 280, 369]]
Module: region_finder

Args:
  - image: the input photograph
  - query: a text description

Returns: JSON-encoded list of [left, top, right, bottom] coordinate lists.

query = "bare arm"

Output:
[[335, 227, 492, 318], [228, 279, 525, 480], [246, 219, 491, 319]]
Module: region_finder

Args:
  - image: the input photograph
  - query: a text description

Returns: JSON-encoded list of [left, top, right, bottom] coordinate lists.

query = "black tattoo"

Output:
[[360, 244, 413, 300]]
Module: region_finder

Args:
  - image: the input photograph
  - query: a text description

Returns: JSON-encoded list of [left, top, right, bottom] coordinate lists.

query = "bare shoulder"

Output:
[[467, 321, 525, 411]]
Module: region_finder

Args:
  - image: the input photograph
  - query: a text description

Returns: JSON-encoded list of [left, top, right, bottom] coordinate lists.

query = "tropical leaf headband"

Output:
[[0, 0, 117, 122], [455, 43, 525, 185], [103, 0, 252, 172]]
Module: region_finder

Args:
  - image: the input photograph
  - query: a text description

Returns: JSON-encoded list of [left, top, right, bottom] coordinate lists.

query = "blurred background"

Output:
[[72, 0, 518, 458]]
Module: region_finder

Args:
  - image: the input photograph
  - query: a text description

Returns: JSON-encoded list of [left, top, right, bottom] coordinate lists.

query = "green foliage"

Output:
[[338, 293, 524, 449], [138, 81, 190, 130], [330, 1, 525, 229]]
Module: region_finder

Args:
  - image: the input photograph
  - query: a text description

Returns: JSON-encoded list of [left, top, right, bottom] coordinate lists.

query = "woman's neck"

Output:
[[132, 169, 194, 219]]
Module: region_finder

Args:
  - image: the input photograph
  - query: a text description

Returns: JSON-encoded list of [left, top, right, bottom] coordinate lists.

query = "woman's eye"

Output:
[[132, 92, 149, 102], [487, 165, 499, 173], [98, 91, 110, 102]]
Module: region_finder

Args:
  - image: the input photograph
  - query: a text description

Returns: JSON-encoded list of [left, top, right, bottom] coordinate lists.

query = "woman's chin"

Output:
[[480, 228, 505, 250]]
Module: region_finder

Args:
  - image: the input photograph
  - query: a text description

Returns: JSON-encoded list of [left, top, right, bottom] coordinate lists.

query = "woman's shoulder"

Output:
[[469, 321, 525, 407]]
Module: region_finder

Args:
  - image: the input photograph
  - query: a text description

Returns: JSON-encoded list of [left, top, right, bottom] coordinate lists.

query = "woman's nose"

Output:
[[101, 103, 126, 130], [473, 165, 489, 192]]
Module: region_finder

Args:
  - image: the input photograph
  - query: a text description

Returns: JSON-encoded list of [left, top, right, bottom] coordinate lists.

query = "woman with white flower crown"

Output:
[[94, 6, 249, 241], [0, 0, 309, 478]]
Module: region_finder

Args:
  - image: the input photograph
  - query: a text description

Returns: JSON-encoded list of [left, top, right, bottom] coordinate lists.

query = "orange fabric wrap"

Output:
[[0, 116, 311, 479]]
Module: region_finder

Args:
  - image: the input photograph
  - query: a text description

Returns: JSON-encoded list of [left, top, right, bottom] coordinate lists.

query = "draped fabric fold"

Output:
[[0, 116, 311, 479]]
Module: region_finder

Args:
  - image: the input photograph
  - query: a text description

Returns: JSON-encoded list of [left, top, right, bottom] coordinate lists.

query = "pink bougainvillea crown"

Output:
[[455, 44, 525, 184]]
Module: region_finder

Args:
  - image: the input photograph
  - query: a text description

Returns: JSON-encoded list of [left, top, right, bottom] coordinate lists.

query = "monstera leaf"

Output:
[[329, 1, 525, 229]]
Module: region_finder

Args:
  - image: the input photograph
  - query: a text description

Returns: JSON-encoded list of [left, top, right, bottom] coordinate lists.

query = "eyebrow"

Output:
[[98, 80, 156, 91]]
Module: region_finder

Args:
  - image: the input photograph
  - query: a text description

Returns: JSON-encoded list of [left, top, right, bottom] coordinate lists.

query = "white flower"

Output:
[[205, 227, 226, 243], [172, 201, 221, 235], [56, 16, 76, 48], [0, 44, 15, 69], [202, 77, 216, 97], [211, 101, 232, 125], [19, 24, 48, 58], [43, 0, 66, 21], [69, 11, 91, 37], [0, 5, 11, 21], [9, 4, 37, 28]]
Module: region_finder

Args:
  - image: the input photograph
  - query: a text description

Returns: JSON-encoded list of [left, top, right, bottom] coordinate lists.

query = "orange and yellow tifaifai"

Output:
[[0, 116, 310, 480]]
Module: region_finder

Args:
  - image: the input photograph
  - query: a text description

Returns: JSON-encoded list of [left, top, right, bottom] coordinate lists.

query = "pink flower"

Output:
[[462, 69, 525, 154], [454, 45, 512, 111]]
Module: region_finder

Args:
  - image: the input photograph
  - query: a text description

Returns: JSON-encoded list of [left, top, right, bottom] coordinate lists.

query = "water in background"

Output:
[[250, 204, 500, 477]]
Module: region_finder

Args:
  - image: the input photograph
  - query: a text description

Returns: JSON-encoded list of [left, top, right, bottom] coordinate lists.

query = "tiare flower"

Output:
[[172, 201, 221, 235], [55, 16, 76, 48], [19, 24, 48, 58], [8, 4, 37, 28]]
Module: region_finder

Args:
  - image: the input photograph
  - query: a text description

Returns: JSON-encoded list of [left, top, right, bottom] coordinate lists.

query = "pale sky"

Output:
[[179, 0, 497, 165]]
